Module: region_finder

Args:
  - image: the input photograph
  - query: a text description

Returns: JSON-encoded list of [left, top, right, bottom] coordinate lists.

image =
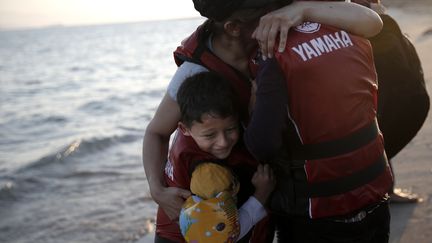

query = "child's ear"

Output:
[[224, 20, 241, 37], [178, 122, 191, 136]]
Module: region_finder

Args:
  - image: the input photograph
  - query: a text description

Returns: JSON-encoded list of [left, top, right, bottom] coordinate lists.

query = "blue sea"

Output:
[[0, 18, 204, 243]]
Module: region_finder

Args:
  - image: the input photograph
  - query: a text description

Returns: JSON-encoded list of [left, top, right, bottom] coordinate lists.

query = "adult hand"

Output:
[[252, 2, 305, 60], [152, 186, 191, 220]]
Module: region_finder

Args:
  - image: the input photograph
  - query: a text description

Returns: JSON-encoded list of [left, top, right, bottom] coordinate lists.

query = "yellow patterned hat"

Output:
[[190, 162, 239, 200], [179, 191, 240, 243]]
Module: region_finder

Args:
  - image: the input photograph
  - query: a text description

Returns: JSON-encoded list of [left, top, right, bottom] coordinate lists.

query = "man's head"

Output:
[[177, 72, 240, 159], [193, 0, 293, 54], [193, 0, 293, 21]]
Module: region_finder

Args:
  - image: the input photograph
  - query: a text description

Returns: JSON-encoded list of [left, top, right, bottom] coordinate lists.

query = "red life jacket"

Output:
[[173, 20, 255, 122], [173, 20, 392, 220], [170, 24, 273, 242], [156, 131, 262, 242], [270, 23, 393, 219]]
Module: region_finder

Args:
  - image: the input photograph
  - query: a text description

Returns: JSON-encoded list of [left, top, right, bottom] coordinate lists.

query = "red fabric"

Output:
[[310, 165, 392, 218], [170, 23, 274, 242], [274, 23, 392, 218], [174, 23, 254, 123], [276, 25, 378, 144], [249, 213, 276, 243], [156, 131, 266, 242]]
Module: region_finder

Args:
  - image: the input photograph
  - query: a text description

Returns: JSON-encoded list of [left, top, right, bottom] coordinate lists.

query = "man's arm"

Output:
[[244, 58, 288, 162], [142, 93, 191, 220]]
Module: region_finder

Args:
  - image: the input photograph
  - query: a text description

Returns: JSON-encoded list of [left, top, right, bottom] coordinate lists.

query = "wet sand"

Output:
[[382, 1, 432, 242]]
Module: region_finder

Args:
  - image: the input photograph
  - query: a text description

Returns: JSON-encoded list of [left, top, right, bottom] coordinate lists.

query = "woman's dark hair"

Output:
[[177, 72, 239, 127]]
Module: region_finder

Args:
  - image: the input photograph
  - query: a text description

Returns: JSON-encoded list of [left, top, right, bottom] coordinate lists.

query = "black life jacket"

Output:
[[371, 14, 430, 159]]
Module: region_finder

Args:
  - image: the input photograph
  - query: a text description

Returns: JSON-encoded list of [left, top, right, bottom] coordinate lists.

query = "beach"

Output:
[[381, 0, 432, 242]]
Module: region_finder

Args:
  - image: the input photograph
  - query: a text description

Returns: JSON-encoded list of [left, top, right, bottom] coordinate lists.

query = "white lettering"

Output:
[[165, 159, 174, 181], [302, 43, 319, 60], [291, 31, 355, 61], [310, 37, 329, 55], [330, 32, 346, 48], [323, 35, 338, 51], [292, 45, 308, 61], [341, 31, 354, 47]]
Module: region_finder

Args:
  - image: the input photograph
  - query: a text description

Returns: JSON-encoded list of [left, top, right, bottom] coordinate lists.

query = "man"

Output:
[[193, 0, 393, 242]]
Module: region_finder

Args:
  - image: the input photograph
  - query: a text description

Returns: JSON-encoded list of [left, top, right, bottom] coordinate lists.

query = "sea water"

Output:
[[0, 18, 204, 243]]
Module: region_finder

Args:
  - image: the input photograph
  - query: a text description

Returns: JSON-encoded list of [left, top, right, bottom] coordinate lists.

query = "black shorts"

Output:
[[275, 201, 390, 243]]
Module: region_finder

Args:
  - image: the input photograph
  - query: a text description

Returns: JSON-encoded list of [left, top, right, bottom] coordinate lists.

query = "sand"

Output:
[[381, 1, 432, 242], [137, 1, 432, 242]]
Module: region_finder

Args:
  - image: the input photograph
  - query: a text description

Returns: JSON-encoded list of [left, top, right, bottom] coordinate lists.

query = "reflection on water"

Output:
[[0, 18, 204, 243]]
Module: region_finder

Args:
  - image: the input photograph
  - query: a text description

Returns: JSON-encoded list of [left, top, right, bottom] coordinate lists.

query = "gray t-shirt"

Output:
[[167, 61, 208, 101], [167, 35, 215, 101]]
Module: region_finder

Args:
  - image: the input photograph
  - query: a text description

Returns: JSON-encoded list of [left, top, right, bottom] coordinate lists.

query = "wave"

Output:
[[1, 132, 141, 200], [62, 170, 125, 179], [137, 89, 165, 98], [19, 134, 140, 172], [0, 180, 16, 201], [68, 66, 95, 73], [0, 176, 45, 201], [78, 100, 118, 114], [32, 114, 68, 125], [0, 168, 137, 201]]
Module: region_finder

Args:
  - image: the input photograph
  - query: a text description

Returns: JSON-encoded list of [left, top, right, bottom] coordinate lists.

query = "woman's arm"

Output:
[[254, 1, 383, 59], [144, 62, 208, 220], [142, 93, 191, 220]]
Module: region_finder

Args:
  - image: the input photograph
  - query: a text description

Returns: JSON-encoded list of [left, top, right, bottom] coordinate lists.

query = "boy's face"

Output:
[[180, 113, 239, 159]]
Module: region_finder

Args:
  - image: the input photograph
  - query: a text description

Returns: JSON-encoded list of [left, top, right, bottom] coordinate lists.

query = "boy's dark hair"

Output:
[[177, 72, 238, 127]]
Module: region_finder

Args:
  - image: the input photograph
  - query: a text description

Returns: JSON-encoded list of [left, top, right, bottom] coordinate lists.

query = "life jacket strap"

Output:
[[291, 121, 380, 160], [296, 153, 388, 198]]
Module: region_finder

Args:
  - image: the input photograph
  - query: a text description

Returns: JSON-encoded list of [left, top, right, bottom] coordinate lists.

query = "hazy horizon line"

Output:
[[0, 16, 204, 32]]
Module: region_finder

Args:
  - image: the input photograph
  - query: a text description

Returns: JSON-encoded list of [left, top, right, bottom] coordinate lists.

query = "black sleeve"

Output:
[[243, 58, 289, 162]]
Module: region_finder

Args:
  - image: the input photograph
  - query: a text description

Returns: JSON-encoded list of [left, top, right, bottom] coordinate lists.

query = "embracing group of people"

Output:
[[143, 0, 430, 242]]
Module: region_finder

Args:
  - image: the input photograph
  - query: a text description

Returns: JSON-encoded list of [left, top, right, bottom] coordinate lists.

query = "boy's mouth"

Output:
[[213, 146, 230, 155]]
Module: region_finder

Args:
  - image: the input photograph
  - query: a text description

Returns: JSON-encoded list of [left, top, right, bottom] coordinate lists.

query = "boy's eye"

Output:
[[226, 126, 238, 132], [203, 133, 216, 138]]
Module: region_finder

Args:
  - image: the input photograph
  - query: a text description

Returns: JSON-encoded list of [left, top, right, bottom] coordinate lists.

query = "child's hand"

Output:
[[251, 164, 276, 206]]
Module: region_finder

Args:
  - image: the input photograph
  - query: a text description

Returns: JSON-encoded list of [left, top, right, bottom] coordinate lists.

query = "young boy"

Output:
[[154, 71, 275, 243]]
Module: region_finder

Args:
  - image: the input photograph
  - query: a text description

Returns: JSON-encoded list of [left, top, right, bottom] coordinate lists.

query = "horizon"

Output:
[[0, 16, 204, 32], [0, 0, 201, 30]]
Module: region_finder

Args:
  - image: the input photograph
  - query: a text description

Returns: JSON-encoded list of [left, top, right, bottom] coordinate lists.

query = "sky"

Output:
[[0, 0, 201, 29]]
